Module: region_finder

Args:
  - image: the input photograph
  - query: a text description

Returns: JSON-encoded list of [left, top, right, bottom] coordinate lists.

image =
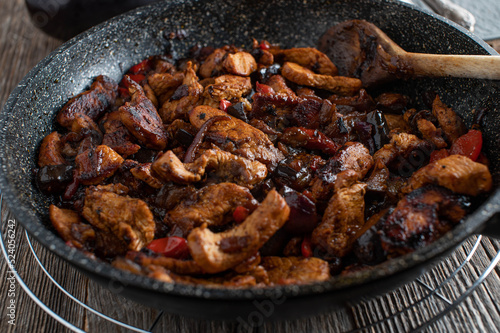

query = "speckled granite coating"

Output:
[[0, 0, 499, 320]]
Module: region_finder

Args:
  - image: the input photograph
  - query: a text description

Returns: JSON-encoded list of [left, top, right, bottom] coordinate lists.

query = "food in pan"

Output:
[[36, 20, 492, 287]]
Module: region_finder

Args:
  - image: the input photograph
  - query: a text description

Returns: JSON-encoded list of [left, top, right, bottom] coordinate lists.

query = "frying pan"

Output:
[[1, 0, 499, 321]]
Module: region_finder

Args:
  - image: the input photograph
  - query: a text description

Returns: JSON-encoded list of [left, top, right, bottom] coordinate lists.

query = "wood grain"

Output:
[[0, 0, 499, 332]]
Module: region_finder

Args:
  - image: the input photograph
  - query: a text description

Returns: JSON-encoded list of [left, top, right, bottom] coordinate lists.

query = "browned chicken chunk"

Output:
[[82, 185, 155, 251], [164, 182, 258, 236], [38, 132, 66, 167], [49, 205, 95, 249], [403, 154, 492, 196], [261, 256, 330, 285], [380, 185, 469, 257], [159, 62, 203, 123], [148, 72, 184, 106], [119, 76, 168, 150], [101, 110, 141, 157], [270, 47, 338, 75], [432, 95, 466, 143], [187, 190, 290, 273], [202, 75, 252, 108], [312, 170, 367, 258], [222, 52, 257, 76], [57, 75, 117, 128], [75, 145, 124, 185], [281, 62, 362, 95], [189, 106, 284, 169], [152, 149, 267, 187], [130, 162, 163, 189]]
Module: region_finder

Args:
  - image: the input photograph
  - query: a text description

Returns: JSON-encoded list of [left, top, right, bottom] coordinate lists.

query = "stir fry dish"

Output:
[[36, 20, 493, 287]]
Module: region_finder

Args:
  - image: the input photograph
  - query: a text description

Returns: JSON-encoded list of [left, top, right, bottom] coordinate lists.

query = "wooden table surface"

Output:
[[1, 0, 500, 332]]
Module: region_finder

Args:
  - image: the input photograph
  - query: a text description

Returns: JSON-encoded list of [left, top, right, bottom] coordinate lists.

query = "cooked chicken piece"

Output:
[[270, 47, 338, 76], [75, 145, 124, 185], [312, 170, 367, 258], [375, 92, 409, 114], [142, 83, 159, 108], [82, 185, 155, 251], [188, 190, 290, 273], [159, 62, 203, 123], [380, 185, 469, 257], [164, 182, 258, 236], [365, 159, 390, 193], [384, 114, 411, 132], [222, 52, 257, 76], [125, 251, 205, 275], [101, 111, 141, 157], [416, 118, 447, 149], [266, 75, 296, 97], [119, 76, 168, 150], [147, 72, 184, 106], [38, 132, 66, 167], [403, 154, 492, 196], [57, 75, 117, 129], [189, 106, 284, 169], [49, 205, 95, 249], [69, 113, 102, 135], [152, 149, 267, 187], [432, 95, 466, 143], [311, 142, 373, 201], [373, 132, 431, 173], [261, 256, 330, 285], [202, 75, 252, 108], [130, 162, 163, 189], [281, 62, 362, 96], [199, 48, 228, 78], [111, 256, 144, 275]]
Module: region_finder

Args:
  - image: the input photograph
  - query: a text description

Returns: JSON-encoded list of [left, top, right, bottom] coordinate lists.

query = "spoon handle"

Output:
[[402, 53, 500, 80]]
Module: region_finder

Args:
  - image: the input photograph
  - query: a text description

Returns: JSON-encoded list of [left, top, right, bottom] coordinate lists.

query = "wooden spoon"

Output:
[[318, 20, 500, 87]]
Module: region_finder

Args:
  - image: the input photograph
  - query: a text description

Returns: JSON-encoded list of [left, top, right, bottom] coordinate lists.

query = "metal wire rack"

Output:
[[1, 195, 499, 333]]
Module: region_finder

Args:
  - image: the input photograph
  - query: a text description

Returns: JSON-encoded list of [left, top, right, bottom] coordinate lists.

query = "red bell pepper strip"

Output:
[[450, 129, 482, 161], [147, 236, 190, 259]]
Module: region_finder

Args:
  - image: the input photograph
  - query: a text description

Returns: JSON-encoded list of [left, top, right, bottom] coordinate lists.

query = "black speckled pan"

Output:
[[1, 0, 499, 321]]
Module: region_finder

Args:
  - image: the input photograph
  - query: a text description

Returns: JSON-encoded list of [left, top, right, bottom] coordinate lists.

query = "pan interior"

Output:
[[0, 0, 499, 298]]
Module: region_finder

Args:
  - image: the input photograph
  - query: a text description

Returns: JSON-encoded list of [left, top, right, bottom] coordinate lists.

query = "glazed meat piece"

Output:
[[310, 141, 373, 201], [152, 149, 267, 187], [328, 89, 375, 113], [432, 95, 466, 143], [280, 127, 340, 155], [199, 47, 228, 78], [375, 92, 409, 114], [164, 182, 258, 236], [101, 110, 141, 157], [75, 145, 124, 185], [281, 62, 362, 96], [416, 118, 447, 149], [373, 132, 431, 175], [82, 184, 155, 251], [189, 106, 284, 169], [222, 51, 257, 76], [130, 162, 163, 189], [38, 132, 66, 167], [159, 62, 203, 123], [147, 72, 184, 106], [261, 256, 330, 285], [312, 170, 368, 258], [266, 75, 296, 97], [270, 47, 338, 75], [119, 76, 168, 150], [403, 154, 492, 196], [202, 75, 252, 108], [187, 190, 290, 273], [380, 185, 470, 257], [49, 205, 95, 250], [384, 114, 411, 132], [57, 75, 117, 129]]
